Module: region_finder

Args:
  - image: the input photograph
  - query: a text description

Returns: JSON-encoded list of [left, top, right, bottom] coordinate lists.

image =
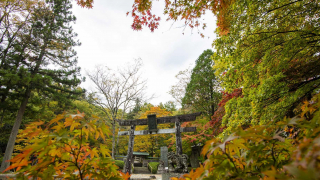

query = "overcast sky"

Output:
[[71, 0, 217, 106]]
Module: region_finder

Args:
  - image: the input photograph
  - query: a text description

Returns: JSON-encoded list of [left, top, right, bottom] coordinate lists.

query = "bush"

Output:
[[115, 160, 124, 169], [148, 162, 159, 174], [5, 113, 124, 180]]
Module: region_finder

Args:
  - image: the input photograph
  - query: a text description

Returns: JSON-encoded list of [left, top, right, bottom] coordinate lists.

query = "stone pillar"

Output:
[[124, 124, 136, 174], [190, 146, 201, 168], [160, 146, 168, 167], [175, 121, 182, 155]]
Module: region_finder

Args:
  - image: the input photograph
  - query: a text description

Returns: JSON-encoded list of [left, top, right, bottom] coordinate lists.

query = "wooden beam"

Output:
[[118, 112, 201, 126], [118, 127, 196, 136]]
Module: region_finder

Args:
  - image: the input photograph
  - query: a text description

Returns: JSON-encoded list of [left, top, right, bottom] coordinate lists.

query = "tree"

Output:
[[126, 98, 142, 120], [87, 59, 150, 159], [0, 0, 83, 171], [182, 49, 221, 117], [159, 101, 177, 113], [172, 92, 320, 180], [0, 0, 39, 125], [168, 66, 192, 106], [212, 0, 320, 133], [4, 112, 128, 180]]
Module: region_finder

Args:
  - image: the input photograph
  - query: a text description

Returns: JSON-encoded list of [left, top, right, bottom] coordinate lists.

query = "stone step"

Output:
[[134, 167, 151, 174], [134, 162, 143, 167], [130, 174, 161, 180]]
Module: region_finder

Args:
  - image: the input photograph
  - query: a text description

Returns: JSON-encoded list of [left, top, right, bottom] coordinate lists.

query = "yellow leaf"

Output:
[[95, 131, 99, 140], [100, 144, 111, 158], [48, 113, 65, 126], [52, 122, 64, 131], [49, 148, 61, 157], [82, 127, 89, 140], [99, 128, 105, 141], [64, 117, 73, 127], [92, 114, 99, 119], [90, 148, 99, 158], [70, 122, 80, 131], [32, 121, 44, 126]]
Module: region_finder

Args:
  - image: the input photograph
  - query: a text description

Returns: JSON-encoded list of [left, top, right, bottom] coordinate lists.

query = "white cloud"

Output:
[[72, 0, 217, 106]]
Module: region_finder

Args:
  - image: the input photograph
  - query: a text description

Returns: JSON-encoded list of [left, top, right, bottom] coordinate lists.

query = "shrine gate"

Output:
[[118, 112, 201, 174]]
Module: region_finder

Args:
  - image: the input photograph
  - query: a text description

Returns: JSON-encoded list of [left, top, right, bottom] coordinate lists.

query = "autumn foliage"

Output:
[[76, 0, 233, 35], [4, 112, 129, 180], [172, 93, 320, 179], [210, 88, 242, 135], [128, 0, 161, 32], [76, 0, 94, 8]]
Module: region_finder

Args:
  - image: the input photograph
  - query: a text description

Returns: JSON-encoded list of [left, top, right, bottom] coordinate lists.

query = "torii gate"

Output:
[[118, 112, 201, 174]]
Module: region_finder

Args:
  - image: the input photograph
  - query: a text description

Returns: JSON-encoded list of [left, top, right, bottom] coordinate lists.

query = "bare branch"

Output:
[[86, 58, 151, 159]]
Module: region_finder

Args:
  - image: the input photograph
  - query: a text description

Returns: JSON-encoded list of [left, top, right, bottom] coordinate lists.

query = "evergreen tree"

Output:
[[0, 0, 83, 171], [182, 49, 221, 116], [127, 98, 142, 119]]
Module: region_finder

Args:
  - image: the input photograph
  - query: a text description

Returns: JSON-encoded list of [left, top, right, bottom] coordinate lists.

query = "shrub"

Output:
[[148, 162, 159, 174], [5, 112, 129, 180], [115, 160, 124, 169]]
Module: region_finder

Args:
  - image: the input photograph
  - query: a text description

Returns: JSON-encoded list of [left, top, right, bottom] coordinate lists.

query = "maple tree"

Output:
[[75, 0, 233, 35], [213, 0, 320, 134], [181, 93, 320, 179], [166, 115, 213, 155], [4, 112, 129, 180]]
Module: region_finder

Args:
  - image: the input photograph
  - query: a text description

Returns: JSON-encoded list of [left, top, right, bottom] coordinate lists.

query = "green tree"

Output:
[[127, 98, 142, 120], [159, 101, 177, 113], [182, 49, 221, 117], [212, 0, 320, 134], [0, 0, 83, 171]]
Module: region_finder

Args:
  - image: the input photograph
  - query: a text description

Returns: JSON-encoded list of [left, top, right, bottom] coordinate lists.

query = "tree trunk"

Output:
[[0, 89, 31, 172], [210, 85, 215, 116], [112, 118, 116, 159], [116, 126, 121, 155]]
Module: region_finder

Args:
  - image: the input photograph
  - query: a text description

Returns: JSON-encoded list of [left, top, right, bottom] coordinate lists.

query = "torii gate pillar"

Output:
[[175, 121, 182, 155], [124, 124, 135, 174]]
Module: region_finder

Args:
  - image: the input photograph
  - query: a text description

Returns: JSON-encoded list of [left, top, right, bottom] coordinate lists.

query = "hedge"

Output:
[[148, 162, 159, 174], [115, 160, 124, 169]]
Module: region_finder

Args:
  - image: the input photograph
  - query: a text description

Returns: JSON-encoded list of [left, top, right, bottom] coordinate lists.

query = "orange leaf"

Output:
[[120, 171, 131, 180]]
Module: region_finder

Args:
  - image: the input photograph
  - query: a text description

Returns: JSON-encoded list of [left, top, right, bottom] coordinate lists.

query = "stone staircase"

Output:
[[130, 174, 161, 180], [134, 167, 151, 174]]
